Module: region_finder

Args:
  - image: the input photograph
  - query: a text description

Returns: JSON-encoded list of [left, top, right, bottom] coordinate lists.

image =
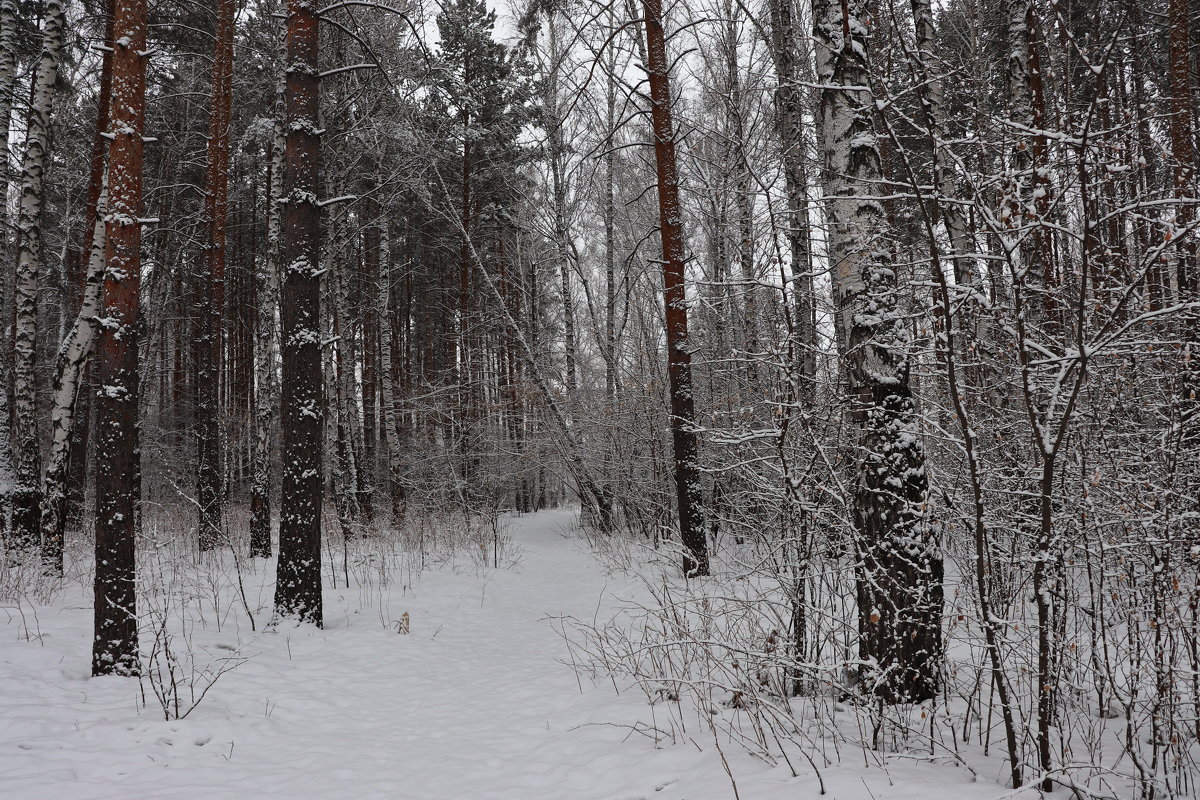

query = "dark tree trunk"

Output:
[[640, 0, 707, 576], [197, 0, 234, 550], [274, 0, 323, 626], [92, 0, 147, 677]]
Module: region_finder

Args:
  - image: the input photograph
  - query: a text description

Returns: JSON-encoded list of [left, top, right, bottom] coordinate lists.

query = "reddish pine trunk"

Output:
[[640, 0, 707, 576], [274, 0, 323, 626], [92, 0, 147, 677]]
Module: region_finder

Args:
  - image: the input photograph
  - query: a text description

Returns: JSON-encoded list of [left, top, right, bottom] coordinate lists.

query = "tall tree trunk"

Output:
[[721, 6, 757, 358], [766, 0, 816, 390], [545, 15, 578, 398], [360, 239, 377, 520], [11, 0, 68, 548], [1170, 0, 1198, 412], [274, 0, 323, 625], [57, 0, 115, 553], [0, 0, 22, 543], [814, 0, 941, 703], [251, 68, 285, 558], [377, 220, 406, 524], [93, 0, 147, 676], [197, 0, 235, 550], [910, 0, 973, 287], [0, 0, 15, 225], [598, 8, 622, 405], [640, 0, 708, 576]]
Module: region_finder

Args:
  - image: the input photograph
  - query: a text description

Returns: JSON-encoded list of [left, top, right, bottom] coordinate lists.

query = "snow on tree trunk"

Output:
[[93, 0, 148, 676], [251, 70, 285, 560], [10, 0, 68, 549], [40, 180, 108, 573], [377, 221, 406, 524], [0, 0, 20, 540], [813, 0, 941, 703], [274, 0, 324, 626], [640, 0, 707, 576]]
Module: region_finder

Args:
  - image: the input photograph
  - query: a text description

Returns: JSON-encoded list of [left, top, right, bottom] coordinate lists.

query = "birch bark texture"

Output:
[[11, 0, 68, 548], [41, 180, 107, 572], [93, 0, 149, 676], [813, 0, 941, 703]]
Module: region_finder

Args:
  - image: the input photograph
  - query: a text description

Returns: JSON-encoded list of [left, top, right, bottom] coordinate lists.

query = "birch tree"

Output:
[[11, 0, 68, 548], [814, 0, 941, 702]]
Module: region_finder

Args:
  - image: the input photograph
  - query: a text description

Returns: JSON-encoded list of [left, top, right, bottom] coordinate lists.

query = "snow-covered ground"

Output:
[[1, 509, 1004, 799]]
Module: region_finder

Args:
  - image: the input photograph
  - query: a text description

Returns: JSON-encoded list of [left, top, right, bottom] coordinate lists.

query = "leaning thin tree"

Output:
[[639, 0, 707, 576], [274, 0, 324, 626], [92, 0, 149, 677]]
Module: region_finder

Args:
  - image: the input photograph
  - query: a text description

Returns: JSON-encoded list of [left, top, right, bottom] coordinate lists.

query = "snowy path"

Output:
[[0, 510, 998, 799]]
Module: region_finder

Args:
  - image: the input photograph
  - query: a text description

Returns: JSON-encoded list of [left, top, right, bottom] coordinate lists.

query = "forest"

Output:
[[0, 0, 1198, 797]]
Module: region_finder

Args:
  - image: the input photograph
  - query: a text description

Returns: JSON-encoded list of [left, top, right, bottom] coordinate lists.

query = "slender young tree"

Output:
[[375, 212, 406, 523], [197, 0, 236, 550], [640, 0, 707, 576], [274, 0, 324, 625], [251, 69, 286, 559], [93, 0, 149, 677], [766, 0, 815, 387]]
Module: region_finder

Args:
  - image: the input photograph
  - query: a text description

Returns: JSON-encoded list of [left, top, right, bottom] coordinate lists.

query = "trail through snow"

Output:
[[1, 510, 1000, 799]]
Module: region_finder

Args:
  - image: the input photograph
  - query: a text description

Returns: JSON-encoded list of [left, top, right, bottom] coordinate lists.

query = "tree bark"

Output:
[[377, 220, 406, 524], [11, 0, 68, 548], [197, 0, 235, 550], [766, 0, 816, 390], [640, 0, 707, 576], [814, 0, 941, 703], [40, 180, 107, 572], [251, 66, 286, 559], [0, 0, 18, 541], [93, 0, 147, 676], [274, 0, 324, 625]]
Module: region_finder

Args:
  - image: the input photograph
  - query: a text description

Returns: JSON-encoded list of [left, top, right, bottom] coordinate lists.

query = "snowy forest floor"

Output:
[[2, 509, 1011, 799]]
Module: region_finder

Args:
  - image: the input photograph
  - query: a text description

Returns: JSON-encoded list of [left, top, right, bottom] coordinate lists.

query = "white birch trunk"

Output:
[[40, 179, 107, 569], [814, 0, 940, 703], [11, 0, 67, 546]]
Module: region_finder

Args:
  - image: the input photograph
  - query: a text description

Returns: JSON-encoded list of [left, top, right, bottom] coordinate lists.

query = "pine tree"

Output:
[[93, 0, 149, 677], [274, 0, 324, 626]]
